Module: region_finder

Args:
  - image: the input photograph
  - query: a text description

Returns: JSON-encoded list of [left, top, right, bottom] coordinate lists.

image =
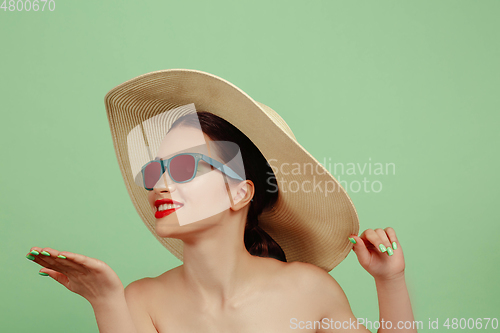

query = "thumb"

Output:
[[350, 235, 371, 267], [39, 268, 70, 288]]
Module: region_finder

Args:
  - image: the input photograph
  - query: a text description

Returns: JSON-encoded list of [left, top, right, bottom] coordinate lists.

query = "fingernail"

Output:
[[348, 237, 356, 244], [392, 242, 397, 250], [26, 254, 35, 261], [57, 255, 67, 259], [379, 244, 387, 253], [39, 272, 49, 276], [41, 251, 51, 256], [30, 250, 39, 255], [387, 247, 394, 256]]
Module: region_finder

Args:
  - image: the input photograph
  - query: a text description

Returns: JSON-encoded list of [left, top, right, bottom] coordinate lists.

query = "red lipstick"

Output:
[[154, 198, 183, 219]]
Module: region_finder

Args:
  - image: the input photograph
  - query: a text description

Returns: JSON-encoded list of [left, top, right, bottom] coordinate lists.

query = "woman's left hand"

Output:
[[349, 227, 405, 281]]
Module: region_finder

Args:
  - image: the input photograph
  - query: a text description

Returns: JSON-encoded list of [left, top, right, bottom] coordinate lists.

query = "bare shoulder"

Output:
[[124, 277, 156, 305], [125, 277, 169, 332], [125, 266, 182, 301], [282, 261, 352, 315], [284, 261, 343, 291], [251, 258, 344, 294], [125, 277, 152, 293]]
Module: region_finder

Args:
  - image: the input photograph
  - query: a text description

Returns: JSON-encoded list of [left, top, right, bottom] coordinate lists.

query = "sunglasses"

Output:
[[140, 152, 244, 190]]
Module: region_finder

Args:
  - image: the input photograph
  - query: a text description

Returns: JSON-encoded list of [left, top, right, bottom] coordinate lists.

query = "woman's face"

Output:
[[147, 125, 240, 237]]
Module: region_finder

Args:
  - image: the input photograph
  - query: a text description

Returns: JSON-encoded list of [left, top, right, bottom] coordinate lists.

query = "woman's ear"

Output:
[[230, 180, 254, 211]]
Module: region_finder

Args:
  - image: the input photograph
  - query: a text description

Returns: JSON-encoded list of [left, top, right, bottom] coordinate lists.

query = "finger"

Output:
[[28, 247, 43, 256], [41, 248, 93, 273], [360, 229, 388, 254], [357, 230, 374, 249], [57, 251, 103, 272], [38, 267, 70, 288], [27, 248, 65, 274], [29, 247, 87, 274], [384, 227, 400, 251], [349, 235, 371, 266], [37, 247, 69, 259], [374, 228, 394, 257]]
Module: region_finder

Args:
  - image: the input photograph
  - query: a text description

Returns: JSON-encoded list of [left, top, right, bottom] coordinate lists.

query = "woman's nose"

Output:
[[152, 172, 176, 193]]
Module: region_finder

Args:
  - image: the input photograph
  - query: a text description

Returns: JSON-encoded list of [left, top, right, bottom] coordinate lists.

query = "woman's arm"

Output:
[[91, 292, 139, 333], [26, 247, 155, 333], [350, 227, 417, 333], [375, 272, 416, 332], [293, 262, 370, 333], [91, 280, 158, 333]]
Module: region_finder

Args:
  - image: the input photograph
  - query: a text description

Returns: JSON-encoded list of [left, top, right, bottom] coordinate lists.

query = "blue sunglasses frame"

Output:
[[141, 152, 244, 190]]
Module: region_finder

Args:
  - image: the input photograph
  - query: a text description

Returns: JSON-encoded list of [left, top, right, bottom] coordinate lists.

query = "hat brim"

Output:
[[104, 69, 359, 271]]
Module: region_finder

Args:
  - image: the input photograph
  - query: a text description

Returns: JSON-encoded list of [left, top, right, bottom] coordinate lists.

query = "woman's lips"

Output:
[[155, 206, 182, 219], [154, 198, 184, 219]]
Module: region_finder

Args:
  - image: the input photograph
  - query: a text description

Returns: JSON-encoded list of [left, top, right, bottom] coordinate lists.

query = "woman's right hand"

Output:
[[26, 247, 125, 305]]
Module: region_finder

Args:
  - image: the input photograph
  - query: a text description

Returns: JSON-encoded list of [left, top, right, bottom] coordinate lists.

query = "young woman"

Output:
[[26, 69, 416, 332]]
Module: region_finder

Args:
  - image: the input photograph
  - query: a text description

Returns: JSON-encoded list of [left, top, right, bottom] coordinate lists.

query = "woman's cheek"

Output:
[[147, 192, 155, 210]]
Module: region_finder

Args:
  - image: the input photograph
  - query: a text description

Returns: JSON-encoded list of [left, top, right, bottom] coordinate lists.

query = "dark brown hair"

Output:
[[169, 111, 286, 262]]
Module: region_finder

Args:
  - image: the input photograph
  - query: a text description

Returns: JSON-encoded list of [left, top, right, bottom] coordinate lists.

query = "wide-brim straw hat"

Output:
[[104, 69, 359, 272]]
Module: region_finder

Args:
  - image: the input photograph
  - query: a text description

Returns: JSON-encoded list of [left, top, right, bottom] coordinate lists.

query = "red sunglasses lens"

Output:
[[170, 155, 196, 182], [144, 161, 162, 189]]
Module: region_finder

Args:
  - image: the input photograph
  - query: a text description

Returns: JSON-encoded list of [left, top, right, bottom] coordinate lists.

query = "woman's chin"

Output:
[[154, 218, 198, 236], [154, 224, 183, 239], [154, 216, 220, 238]]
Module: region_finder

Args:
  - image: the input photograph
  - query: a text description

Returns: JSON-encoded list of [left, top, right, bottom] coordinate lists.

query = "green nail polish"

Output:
[[392, 242, 397, 250], [26, 254, 35, 261], [39, 272, 49, 276], [41, 251, 51, 256], [57, 255, 67, 259], [379, 244, 387, 253], [387, 247, 394, 256], [349, 237, 356, 244], [30, 250, 39, 255]]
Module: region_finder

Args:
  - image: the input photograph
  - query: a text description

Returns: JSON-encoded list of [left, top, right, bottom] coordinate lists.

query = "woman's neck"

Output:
[[179, 210, 259, 309]]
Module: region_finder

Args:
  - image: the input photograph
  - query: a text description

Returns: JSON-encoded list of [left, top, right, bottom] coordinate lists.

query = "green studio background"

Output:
[[1, 0, 499, 332]]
